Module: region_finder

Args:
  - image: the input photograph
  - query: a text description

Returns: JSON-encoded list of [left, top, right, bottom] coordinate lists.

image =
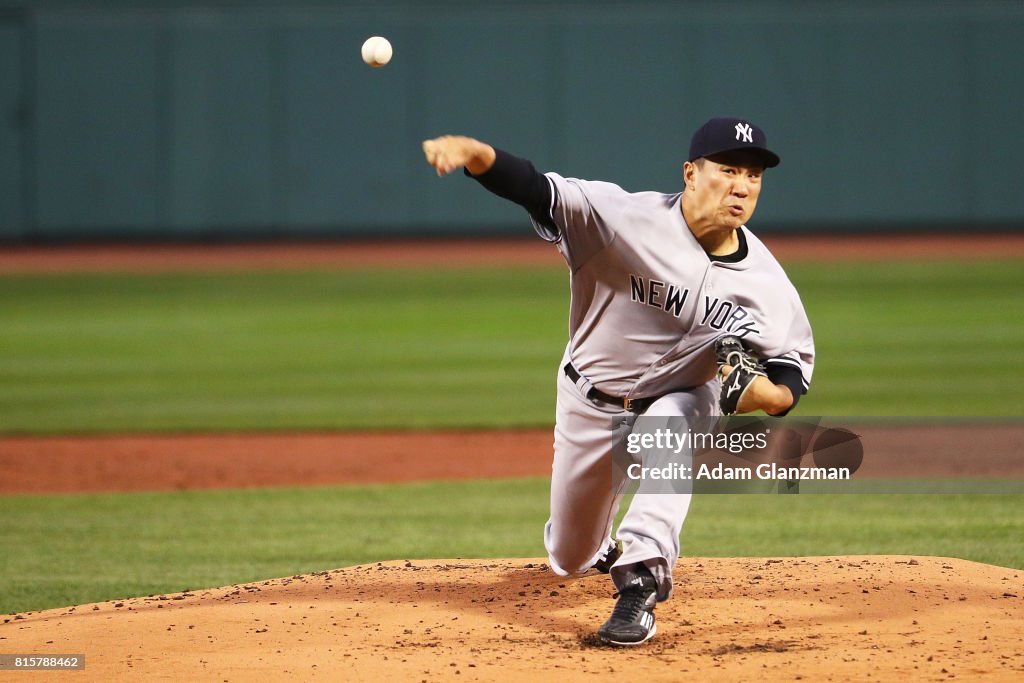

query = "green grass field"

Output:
[[1, 267, 567, 433], [2, 260, 1022, 433], [2, 259, 1023, 614], [2, 481, 1020, 615]]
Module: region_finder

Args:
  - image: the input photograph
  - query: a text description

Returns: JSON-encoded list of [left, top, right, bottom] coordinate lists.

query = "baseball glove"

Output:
[[715, 335, 766, 415]]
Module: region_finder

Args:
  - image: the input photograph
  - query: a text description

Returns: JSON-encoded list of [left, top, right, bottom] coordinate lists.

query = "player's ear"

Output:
[[683, 161, 697, 191]]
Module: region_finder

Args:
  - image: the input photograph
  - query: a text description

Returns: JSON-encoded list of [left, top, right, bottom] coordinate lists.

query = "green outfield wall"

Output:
[[1, 1, 1022, 240]]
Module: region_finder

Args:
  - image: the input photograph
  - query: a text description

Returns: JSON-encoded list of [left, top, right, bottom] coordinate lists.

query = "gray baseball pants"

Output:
[[543, 358, 718, 601]]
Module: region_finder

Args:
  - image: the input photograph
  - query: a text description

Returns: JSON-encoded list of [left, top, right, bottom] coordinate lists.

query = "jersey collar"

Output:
[[708, 227, 749, 263]]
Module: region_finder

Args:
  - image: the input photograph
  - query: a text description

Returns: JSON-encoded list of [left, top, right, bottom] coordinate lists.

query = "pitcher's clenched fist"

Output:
[[422, 135, 496, 176]]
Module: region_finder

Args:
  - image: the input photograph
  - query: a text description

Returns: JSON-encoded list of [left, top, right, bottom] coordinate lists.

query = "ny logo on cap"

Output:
[[735, 122, 753, 143]]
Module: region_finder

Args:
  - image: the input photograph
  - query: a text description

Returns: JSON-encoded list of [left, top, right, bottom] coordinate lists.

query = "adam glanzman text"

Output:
[[626, 461, 852, 482]]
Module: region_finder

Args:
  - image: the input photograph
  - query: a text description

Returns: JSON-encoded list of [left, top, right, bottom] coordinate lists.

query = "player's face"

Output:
[[687, 157, 764, 230]]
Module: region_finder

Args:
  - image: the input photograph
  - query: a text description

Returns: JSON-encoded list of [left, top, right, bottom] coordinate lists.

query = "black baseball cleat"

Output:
[[592, 541, 621, 574], [597, 565, 658, 646]]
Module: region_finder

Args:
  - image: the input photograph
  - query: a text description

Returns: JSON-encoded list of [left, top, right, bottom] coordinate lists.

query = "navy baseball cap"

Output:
[[688, 117, 780, 168]]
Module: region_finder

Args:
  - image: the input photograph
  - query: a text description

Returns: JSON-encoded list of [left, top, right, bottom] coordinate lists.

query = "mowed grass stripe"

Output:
[[0, 268, 567, 432], [1, 260, 1022, 433]]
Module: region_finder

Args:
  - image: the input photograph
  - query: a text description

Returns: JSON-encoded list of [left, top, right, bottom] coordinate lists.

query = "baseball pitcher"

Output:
[[423, 117, 815, 646]]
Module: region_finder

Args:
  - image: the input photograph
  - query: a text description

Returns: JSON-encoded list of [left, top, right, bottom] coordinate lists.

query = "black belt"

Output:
[[563, 363, 660, 414]]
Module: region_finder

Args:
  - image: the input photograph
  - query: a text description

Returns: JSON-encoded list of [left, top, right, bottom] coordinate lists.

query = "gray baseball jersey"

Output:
[[533, 173, 815, 399], [456, 142, 815, 604], [534, 173, 815, 599]]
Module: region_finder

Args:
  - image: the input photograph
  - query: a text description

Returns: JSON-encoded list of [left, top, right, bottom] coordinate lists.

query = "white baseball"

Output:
[[361, 36, 392, 67]]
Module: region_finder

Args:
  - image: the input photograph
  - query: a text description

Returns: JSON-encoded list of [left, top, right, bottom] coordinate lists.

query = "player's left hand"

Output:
[[715, 335, 767, 415]]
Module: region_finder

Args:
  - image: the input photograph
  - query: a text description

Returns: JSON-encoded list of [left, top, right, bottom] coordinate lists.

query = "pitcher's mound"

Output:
[[3, 556, 1022, 681]]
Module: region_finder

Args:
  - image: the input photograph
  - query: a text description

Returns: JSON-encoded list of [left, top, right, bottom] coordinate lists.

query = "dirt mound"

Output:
[[3, 556, 1022, 681]]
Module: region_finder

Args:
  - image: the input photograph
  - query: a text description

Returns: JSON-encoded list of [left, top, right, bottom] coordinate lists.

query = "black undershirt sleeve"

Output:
[[764, 364, 805, 416], [465, 148, 555, 230]]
